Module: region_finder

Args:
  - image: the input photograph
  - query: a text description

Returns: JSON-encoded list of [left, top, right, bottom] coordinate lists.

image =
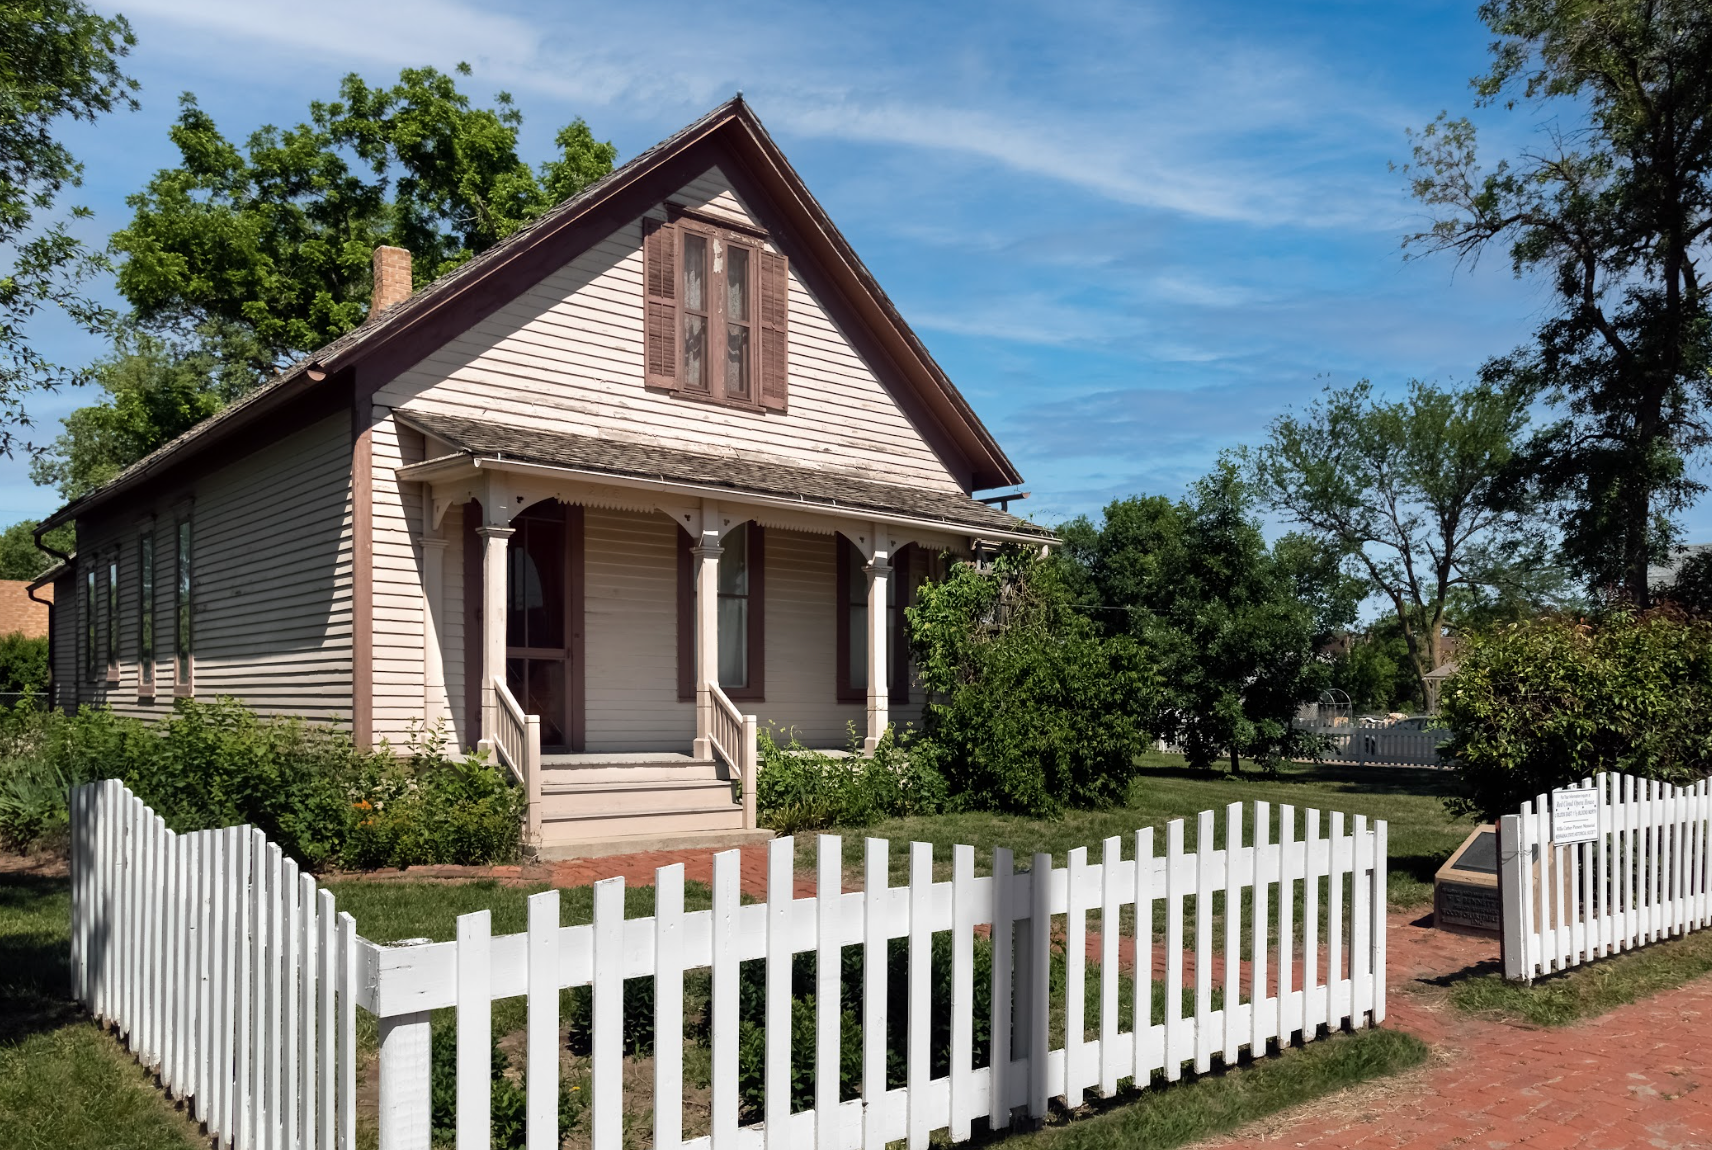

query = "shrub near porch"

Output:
[[0, 700, 523, 869]]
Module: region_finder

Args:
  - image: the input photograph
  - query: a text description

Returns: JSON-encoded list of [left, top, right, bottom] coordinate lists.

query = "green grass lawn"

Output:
[[1448, 925, 1712, 1026], [850, 754, 1473, 910]]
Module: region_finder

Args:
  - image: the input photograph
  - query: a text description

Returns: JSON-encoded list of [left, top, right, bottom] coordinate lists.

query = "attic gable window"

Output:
[[644, 208, 788, 410]]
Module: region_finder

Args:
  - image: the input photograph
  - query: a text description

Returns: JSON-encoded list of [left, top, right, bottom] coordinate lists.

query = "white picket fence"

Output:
[[1500, 772, 1712, 982], [361, 801, 1388, 1150], [1296, 725, 1451, 767], [68, 780, 360, 1150], [70, 783, 1389, 1150]]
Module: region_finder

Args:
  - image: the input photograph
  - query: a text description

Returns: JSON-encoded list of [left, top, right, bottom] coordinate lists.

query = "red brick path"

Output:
[[337, 846, 1712, 1148]]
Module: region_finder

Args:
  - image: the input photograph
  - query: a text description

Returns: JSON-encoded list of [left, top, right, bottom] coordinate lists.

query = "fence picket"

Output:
[[1133, 829, 1156, 1081], [339, 910, 356, 1150], [1276, 806, 1295, 1042], [1250, 802, 1271, 1052], [528, 888, 562, 1150], [988, 846, 1014, 1131], [657, 861, 686, 1150], [1371, 819, 1388, 1025], [951, 842, 977, 1139], [712, 849, 741, 1150], [1351, 816, 1371, 1030], [1063, 846, 1086, 1111], [767, 838, 795, 1150], [1097, 835, 1121, 1099], [1193, 810, 1214, 1075], [298, 872, 316, 1150], [907, 841, 933, 1149], [1221, 803, 1241, 1065], [592, 877, 623, 1150], [1163, 818, 1186, 1079], [1027, 852, 1050, 1121], [1301, 808, 1320, 1041], [318, 888, 336, 1150], [455, 909, 491, 1150]]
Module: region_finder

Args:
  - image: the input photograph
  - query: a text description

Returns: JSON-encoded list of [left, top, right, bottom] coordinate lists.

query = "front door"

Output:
[[506, 501, 580, 750]]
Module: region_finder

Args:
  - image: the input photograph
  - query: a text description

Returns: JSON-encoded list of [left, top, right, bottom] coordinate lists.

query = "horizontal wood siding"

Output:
[[582, 507, 691, 753], [64, 413, 354, 723], [376, 166, 964, 495], [370, 412, 428, 748], [577, 508, 918, 753]]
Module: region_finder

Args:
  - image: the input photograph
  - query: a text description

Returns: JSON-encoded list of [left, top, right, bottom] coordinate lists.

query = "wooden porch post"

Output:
[[691, 513, 723, 761], [476, 524, 513, 747], [864, 529, 891, 754]]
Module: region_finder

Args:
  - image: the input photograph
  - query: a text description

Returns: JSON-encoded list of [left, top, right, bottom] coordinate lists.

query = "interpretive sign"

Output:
[[1434, 824, 1501, 935], [1551, 787, 1599, 845]]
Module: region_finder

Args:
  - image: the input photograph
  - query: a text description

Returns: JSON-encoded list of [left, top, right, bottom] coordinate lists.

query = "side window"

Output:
[[175, 518, 193, 693], [643, 213, 789, 411], [106, 554, 118, 681], [138, 532, 154, 695], [84, 568, 96, 681]]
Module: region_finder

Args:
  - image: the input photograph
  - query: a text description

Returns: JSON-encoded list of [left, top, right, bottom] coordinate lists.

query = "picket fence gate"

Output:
[[68, 779, 360, 1150], [70, 783, 1388, 1150], [1500, 772, 1712, 982]]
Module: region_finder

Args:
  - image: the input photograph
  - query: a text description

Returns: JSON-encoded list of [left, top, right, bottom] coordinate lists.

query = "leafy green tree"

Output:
[[1327, 632, 1407, 714], [908, 549, 1155, 816], [1402, 0, 1712, 603], [112, 65, 617, 371], [0, 0, 137, 452], [1441, 611, 1712, 819], [37, 65, 617, 497], [1058, 467, 1354, 772], [0, 518, 73, 579], [1241, 378, 1543, 704], [30, 326, 260, 500]]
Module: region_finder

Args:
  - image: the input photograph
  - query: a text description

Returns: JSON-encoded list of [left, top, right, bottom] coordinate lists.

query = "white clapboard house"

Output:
[[32, 98, 1047, 856]]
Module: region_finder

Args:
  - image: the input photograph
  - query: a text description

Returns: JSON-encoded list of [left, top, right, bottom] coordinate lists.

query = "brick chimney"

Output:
[[370, 245, 413, 319]]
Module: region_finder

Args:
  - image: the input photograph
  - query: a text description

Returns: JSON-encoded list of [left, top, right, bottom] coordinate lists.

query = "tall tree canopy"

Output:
[[0, 0, 136, 452], [113, 64, 618, 371], [35, 64, 616, 499], [1404, 0, 1712, 603], [1241, 378, 1548, 701], [1057, 467, 1357, 772]]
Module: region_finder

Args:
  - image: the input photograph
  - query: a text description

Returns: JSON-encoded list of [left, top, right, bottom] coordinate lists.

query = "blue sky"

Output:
[[17, 0, 1685, 540]]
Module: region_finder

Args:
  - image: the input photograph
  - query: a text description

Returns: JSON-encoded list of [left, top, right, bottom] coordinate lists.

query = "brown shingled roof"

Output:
[[397, 411, 1051, 539]]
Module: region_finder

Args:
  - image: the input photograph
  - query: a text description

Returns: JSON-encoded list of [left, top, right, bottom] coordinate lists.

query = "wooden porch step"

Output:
[[539, 758, 727, 785]]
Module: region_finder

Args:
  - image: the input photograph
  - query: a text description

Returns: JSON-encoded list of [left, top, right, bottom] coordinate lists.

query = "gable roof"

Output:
[[41, 97, 1022, 534]]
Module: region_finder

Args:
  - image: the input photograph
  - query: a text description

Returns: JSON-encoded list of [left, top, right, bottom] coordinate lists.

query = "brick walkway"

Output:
[[337, 846, 1712, 1149]]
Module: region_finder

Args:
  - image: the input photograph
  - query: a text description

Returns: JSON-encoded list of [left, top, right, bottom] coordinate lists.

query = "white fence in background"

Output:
[[70, 784, 1388, 1150], [68, 780, 360, 1150], [1297, 725, 1451, 767], [362, 801, 1388, 1150], [1500, 773, 1712, 982]]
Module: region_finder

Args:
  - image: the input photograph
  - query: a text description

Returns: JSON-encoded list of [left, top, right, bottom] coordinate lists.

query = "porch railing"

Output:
[[491, 677, 543, 845], [707, 683, 758, 829]]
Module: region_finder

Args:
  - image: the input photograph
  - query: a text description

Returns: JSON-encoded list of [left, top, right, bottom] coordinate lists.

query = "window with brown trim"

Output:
[[644, 210, 788, 411], [106, 554, 119, 682], [677, 523, 765, 701], [174, 518, 193, 694], [83, 567, 96, 682], [138, 532, 154, 697], [836, 538, 915, 703]]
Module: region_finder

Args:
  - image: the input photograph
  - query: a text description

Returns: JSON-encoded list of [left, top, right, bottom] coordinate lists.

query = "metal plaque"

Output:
[[1551, 787, 1599, 845]]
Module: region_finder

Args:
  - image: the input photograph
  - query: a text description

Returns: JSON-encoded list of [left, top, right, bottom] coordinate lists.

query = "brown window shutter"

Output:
[[643, 217, 679, 389], [758, 249, 789, 410]]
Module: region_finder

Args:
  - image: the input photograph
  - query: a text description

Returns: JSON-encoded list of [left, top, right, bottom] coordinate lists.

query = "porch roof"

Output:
[[394, 410, 1054, 542]]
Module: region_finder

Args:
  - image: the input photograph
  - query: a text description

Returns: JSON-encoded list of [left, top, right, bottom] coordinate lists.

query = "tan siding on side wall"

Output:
[[582, 506, 692, 753], [63, 412, 354, 723]]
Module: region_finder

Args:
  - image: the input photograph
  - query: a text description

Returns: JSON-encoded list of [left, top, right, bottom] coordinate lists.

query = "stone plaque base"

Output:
[[1434, 824, 1502, 936]]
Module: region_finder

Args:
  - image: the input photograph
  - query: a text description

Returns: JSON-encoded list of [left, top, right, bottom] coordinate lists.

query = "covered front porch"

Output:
[[393, 412, 1046, 856]]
